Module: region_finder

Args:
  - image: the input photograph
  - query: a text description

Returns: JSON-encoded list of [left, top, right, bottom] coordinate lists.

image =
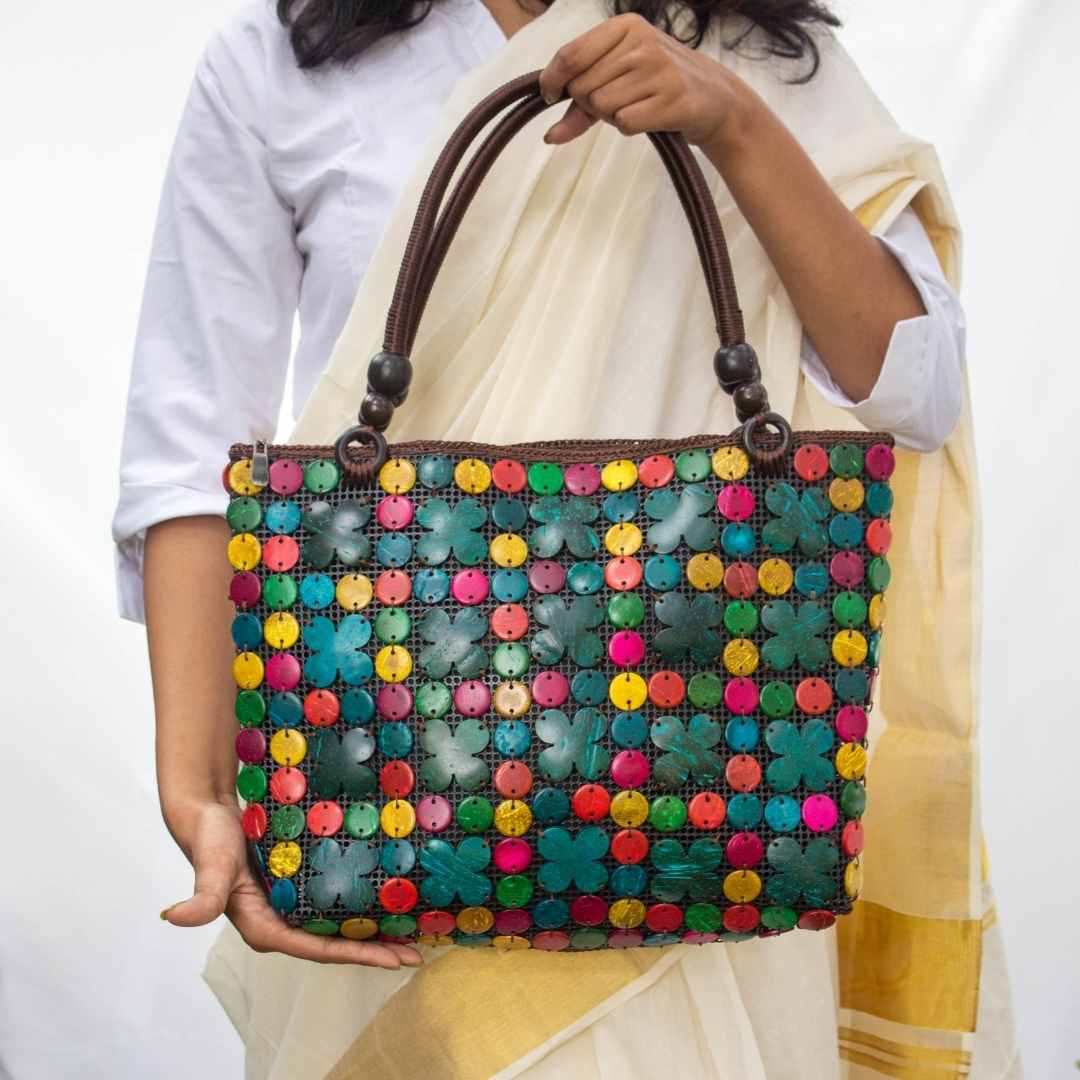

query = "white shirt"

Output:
[[110, 0, 966, 624]]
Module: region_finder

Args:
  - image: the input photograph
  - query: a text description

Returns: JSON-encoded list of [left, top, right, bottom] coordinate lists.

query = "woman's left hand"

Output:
[[538, 13, 745, 153]]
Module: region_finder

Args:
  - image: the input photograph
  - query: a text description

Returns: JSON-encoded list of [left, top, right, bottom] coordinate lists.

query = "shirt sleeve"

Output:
[[798, 203, 967, 453], [110, 19, 301, 625]]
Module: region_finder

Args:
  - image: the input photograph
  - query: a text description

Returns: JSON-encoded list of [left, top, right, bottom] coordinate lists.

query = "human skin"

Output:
[[535, 10, 926, 401], [152, 2, 921, 967]]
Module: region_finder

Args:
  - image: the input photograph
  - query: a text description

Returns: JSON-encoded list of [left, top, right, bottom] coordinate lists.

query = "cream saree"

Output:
[[203, 2, 1021, 1076]]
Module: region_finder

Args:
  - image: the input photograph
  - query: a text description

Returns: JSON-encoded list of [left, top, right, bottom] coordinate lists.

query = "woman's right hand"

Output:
[[144, 518, 423, 971], [161, 796, 424, 969]]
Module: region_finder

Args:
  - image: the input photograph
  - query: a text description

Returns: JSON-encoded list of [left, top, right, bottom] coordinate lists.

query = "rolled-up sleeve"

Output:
[[111, 21, 301, 624], [798, 204, 966, 453]]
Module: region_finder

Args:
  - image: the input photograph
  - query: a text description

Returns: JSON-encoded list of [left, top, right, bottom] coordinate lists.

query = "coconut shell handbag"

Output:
[[224, 72, 890, 950]]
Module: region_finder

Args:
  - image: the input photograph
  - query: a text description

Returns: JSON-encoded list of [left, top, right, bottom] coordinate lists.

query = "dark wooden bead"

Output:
[[360, 391, 394, 431], [367, 352, 413, 397], [391, 387, 409, 407], [733, 380, 769, 421], [713, 343, 760, 394]]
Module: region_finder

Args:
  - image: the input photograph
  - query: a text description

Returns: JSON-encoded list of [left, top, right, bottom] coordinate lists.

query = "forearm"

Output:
[[144, 515, 239, 843], [700, 76, 926, 403]]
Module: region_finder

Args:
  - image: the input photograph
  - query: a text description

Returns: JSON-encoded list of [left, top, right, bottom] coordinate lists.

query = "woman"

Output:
[[113, 0, 1014, 1076]]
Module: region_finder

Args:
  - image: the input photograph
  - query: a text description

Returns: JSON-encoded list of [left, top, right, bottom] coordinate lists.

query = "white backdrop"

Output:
[[1, 1, 1076, 1076]]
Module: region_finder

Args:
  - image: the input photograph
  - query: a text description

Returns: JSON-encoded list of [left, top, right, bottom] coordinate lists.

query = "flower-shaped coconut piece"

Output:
[[307, 838, 378, 911]]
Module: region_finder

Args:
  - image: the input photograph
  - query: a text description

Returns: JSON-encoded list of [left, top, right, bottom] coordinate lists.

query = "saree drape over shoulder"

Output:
[[203, 3, 1021, 1076]]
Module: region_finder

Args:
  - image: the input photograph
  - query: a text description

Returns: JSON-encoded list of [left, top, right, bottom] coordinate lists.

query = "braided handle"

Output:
[[336, 71, 791, 480]]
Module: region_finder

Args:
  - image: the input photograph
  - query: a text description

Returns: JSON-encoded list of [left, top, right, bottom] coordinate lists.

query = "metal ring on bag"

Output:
[[334, 425, 388, 486], [740, 411, 793, 474]]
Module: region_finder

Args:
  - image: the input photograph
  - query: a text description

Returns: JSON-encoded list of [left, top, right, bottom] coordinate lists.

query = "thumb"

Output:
[[163, 845, 237, 927], [544, 101, 597, 145]]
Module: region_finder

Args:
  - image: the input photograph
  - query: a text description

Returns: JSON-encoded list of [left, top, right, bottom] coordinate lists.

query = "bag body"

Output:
[[222, 74, 892, 950]]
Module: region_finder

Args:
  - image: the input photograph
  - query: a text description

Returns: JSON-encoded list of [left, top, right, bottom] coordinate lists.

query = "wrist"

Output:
[[699, 72, 760, 168], [161, 790, 240, 855], [155, 724, 240, 842]]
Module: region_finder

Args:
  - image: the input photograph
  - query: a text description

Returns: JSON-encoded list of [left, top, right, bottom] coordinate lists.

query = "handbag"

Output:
[[224, 72, 891, 950]]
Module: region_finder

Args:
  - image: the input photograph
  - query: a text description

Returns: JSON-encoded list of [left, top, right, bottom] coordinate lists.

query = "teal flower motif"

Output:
[[307, 838, 378, 911], [537, 826, 609, 893], [644, 484, 718, 553], [764, 719, 835, 792], [760, 600, 830, 671], [419, 837, 493, 907], [415, 497, 488, 566], [531, 595, 605, 667], [536, 708, 610, 781], [528, 496, 601, 559], [417, 607, 487, 678], [762, 483, 830, 556], [650, 713, 724, 788], [309, 728, 376, 799], [765, 836, 839, 907], [301, 500, 372, 567], [303, 615, 373, 687], [650, 838, 724, 902], [653, 592, 723, 664], [419, 717, 489, 791]]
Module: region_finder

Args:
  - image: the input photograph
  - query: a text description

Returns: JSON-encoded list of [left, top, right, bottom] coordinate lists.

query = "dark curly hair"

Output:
[[278, 0, 841, 83]]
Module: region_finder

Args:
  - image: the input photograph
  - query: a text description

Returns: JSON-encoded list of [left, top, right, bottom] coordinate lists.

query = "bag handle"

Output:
[[410, 95, 725, 359], [393, 78, 743, 355], [336, 71, 792, 481]]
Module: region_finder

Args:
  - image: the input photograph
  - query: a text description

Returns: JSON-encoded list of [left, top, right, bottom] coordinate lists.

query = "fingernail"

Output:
[[541, 90, 559, 106], [160, 902, 181, 921]]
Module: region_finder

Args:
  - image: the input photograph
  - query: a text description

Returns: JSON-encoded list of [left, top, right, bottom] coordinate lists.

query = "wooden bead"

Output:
[[360, 391, 395, 430], [713, 343, 760, 393], [733, 380, 769, 420], [367, 351, 413, 397]]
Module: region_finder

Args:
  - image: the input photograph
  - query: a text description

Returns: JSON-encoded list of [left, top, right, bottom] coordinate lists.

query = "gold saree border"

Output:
[[838, 1047, 969, 1080], [839, 1024, 971, 1080], [837, 1007, 977, 1080], [837, 901, 981, 1032], [326, 944, 682, 1080], [839, 1027, 971, 1069], [834, 181, 984, 1072]]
